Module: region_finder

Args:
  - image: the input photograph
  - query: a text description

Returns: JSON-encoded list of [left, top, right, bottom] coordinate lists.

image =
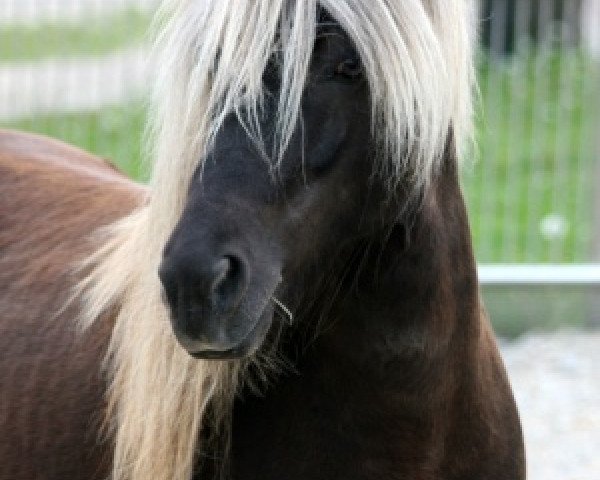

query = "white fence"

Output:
[[0, 0, 158, 23]]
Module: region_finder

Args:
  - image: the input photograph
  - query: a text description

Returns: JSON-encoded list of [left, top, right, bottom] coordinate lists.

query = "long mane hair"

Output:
[[77, 1, 476, 479]]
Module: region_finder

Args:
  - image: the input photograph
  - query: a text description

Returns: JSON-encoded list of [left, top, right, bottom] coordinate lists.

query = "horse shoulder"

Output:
[[0, 128, 146, 295]]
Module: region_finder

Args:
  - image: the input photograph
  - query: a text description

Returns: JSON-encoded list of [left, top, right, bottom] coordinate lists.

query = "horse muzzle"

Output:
[[158, 244, 279, 359]]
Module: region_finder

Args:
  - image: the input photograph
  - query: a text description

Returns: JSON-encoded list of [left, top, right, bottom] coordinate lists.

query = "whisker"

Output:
[[271, 296, 293, 325]]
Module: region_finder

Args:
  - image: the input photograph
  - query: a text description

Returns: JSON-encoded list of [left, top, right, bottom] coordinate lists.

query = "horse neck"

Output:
[[226, 157, 524, 480], [304, 154, 483, 394]]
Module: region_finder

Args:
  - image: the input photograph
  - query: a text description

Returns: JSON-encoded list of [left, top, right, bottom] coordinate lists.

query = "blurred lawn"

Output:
[[6, 102, 148, 180], [464, 50, 599, 263], [0, 8, 152, 61]]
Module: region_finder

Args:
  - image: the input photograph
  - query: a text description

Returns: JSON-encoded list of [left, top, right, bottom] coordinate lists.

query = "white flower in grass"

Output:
[[539, 214, 568, 240]]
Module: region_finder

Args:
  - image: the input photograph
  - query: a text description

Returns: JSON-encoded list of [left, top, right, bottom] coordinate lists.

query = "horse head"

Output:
[[159, 20, 386, 359]]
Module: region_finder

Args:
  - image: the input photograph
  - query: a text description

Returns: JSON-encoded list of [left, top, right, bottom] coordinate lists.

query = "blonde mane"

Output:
[[78, 1, 475, 479]]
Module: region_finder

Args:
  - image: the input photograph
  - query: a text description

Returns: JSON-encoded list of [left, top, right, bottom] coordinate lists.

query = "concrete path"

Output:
[[0, 47, 149, 120]]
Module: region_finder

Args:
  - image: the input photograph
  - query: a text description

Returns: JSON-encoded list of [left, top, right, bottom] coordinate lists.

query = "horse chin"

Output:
[[186, 304, 274, 360]]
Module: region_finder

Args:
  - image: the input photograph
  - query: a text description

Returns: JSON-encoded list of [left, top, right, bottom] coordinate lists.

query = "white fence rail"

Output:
[[479, 264, 600, 285], [0, 0, 158, 23]]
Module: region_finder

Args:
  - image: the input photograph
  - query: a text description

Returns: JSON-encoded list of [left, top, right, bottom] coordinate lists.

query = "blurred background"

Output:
[[0, 1, 598, 477]]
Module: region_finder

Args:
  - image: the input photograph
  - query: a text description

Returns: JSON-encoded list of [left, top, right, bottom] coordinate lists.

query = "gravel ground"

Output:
[[500, 331, 600, 480]]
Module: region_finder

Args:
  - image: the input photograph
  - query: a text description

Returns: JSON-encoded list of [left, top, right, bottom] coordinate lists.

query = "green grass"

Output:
[[3, 102, 148, 180], [463, 50, 600, 263], [0, 8, 152, 61]]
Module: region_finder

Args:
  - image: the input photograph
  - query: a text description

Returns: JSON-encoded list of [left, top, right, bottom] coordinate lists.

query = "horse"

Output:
[[0, 1, 526, 479]]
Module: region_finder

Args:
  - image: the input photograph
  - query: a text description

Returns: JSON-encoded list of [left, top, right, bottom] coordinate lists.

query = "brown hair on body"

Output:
[[0, 129, 143, 480]]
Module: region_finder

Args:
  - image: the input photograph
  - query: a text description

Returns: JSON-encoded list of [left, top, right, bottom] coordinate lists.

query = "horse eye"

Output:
[[334, 58, 363, 79]]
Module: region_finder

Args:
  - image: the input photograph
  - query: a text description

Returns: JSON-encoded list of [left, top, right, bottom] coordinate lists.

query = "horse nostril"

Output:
[[159, 252, 247, 318], [212, 255, 245, 311]]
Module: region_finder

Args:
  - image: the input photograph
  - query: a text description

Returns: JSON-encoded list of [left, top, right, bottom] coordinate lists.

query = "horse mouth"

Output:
[[189, 345, 249, 360], [183, 303, 274, 360]]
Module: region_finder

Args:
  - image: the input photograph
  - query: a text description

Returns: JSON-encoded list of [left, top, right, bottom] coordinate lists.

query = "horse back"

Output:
[[0, 129, 143, 480]]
